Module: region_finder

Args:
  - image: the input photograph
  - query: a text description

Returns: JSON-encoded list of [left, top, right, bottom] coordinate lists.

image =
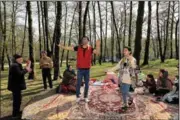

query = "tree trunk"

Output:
[[143, 1, 151, 65], [82, 1, 89, 37], [104, 2, 108, 62], [88, 8, 92, 46], [156, 2, 164, 62], [133, 1, 145, 66], [123, 2, 126, 47], [43, 1, 50, 56], [40, 2, 46, 51], [21, 9, 27, 56], [92, 2, 96, 65], [27, 1, 34, 80], [128, 1, 132, 47], [98, 2, 103, 65], [53, 1, 62, 80], [111, 10, 114, 63], [66, 5, 77, 66], [170, 1, 175, 59], [78, 1, 82, 44], [1, 2, 6, 71], [175, 19, 179, 60], [37, 1, 42, 58], [163, 2, 170, 61], [60, 2, 67, 67], [110, 1, 121, 59]]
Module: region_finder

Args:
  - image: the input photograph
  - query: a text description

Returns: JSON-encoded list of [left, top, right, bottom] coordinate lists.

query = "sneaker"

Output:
[[85, 98, 90, 103], [76, 98, 81, 103]]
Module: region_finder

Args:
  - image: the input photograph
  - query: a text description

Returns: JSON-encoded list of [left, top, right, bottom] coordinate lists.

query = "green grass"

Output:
[[0, 59, 178, 118]]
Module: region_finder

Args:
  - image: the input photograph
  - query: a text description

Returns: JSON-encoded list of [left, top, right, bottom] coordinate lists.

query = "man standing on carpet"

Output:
[[58, 36, 100, 103], [8, 54, 32, 119], [107, 46, 137, 111]]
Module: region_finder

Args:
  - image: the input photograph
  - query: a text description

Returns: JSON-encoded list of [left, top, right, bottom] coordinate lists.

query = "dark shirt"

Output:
[[8, 62, 28, 91]]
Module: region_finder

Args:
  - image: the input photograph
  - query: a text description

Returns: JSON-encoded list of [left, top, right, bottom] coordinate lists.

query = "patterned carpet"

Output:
[[22, 86, 179, 120]]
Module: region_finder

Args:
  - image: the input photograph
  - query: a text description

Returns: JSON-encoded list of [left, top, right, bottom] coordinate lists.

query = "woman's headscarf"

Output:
[[66, 65, 76, 75]]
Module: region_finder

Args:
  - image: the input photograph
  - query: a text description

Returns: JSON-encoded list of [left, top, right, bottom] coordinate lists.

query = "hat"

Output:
[[41, 51, 47, 54], [13, 54, 22, 60]]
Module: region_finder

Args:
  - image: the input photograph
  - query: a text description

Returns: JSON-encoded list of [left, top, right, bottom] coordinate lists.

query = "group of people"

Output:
[[7, 35, 178, 119]]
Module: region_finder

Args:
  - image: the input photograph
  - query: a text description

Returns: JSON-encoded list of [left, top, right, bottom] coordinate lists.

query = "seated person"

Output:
[[58, 65, 77, 93], [135, 74, 156, 94], [155, 69, 173, 96]]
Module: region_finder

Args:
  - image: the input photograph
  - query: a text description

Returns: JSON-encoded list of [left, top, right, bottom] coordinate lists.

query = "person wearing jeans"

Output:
[[58, 36, 100, 103], [76, 69, 90, 98], [107, 46, 137, 110]]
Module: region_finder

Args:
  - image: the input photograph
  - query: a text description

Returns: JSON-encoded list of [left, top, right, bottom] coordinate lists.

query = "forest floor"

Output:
[[0, 59, 178, 119]]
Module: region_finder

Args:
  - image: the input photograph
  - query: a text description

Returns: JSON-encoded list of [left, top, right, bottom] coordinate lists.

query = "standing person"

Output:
[[58, 36, 100, 103], [107, 46, 137, 111], [40, 51, 53, 90], [8, 54, 32, 119]]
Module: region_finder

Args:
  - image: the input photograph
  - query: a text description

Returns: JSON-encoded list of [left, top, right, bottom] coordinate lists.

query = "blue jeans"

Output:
[[76, 69, 90, 98], [120, 83, 131, 105]]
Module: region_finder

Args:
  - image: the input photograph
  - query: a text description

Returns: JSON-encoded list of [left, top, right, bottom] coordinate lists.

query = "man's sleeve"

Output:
[[74, 46, 78, 51]]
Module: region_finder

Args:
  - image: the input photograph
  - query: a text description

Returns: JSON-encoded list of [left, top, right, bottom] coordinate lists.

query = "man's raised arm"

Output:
[[93, 40, 100, 55], [57, 43, 74, 51]]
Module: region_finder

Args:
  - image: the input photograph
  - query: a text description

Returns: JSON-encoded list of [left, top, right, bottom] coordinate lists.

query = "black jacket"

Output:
[[8, 62, 28, 91]]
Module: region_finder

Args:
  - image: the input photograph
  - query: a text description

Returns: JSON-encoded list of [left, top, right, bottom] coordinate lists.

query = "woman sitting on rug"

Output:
[[135, 74, 156, 94], [155, 69, 173, 96], [57, 65, 77, 93]]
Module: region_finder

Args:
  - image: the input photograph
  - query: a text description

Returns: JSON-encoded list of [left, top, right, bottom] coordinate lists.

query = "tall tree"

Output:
[[82, 1, 89, 36], [78, 1, 82, 44], [43, 1, 50, 56], [110, 1, 121, 59], [21, 9, 27, 56], [66, 5, 77, 66], [156, 2, 164, 62], [111, 8, 114, 63], [128, 1, 132, 47], [53, 1, 62, 80], [104, 2, 108, 62], [37, 1, 42, 57], [40, 2, 46, 50], [123, 1, 127, 47], [133, 1, 145, 65], [60, 2, 67, 67], [27, 1, 34, 80], [163, 2, 171, 60], [143, 1, 151, 65], [170, 1, 175, 59], [92, 2, 96, 65], [1, 2, 6, 71], [175, 19, 179, 60], [97, 2, 103, 65]]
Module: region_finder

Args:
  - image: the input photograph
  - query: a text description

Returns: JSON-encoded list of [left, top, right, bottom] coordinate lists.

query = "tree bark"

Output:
[[21, 9, 27, 56], [37, 1, 42, 58], [66, 5, 77, 66], [110, 1, 121, 59], [78, 1, 82, 44], [82, 1, 89, 37], [1, 2, 6, 71], [170, 1, 175, 59], [128, 1, 132, 47], [175, 19, 179, 60], [163, 2, 170, 60], [123, 2, 126, 47], [104, 2, 108, 62], [143, 1, 151, 65], [60, 2, 67, 67], [111, 9, 114, 63], [92, 2, 96, 65], [27, 1, 34, 80], [133, 1, 145, 65], [98, 2, 103, 65], [156, 2, 164, 62], [53, 1, 62, 80]]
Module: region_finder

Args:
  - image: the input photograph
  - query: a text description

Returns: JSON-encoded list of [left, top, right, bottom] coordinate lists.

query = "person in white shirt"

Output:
[[107, 46, 137, 111]]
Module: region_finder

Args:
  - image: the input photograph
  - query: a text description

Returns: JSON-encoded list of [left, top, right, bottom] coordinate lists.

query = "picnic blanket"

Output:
[[22, 85, 179, 120]]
